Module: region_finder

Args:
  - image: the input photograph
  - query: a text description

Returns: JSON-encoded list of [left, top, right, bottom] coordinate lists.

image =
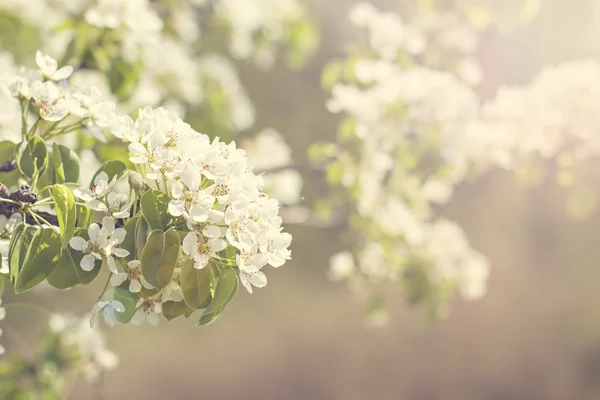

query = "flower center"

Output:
[[128, 267, 141, 281], [165, 131, 178, 148], [212, 184, 228, 197], [141, 300, 155, 313], [196, 234, 209, 255]]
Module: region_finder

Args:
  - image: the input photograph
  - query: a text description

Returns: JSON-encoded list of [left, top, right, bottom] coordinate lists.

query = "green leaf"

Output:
[[109, 57, 144, 101], [140, 229, 179, 289], [181, 258, 214, 310], [0, 141, 19, 188], [46, 228, 101, 289], [113, 286, 138, 323], [197, 267, 238, 326], [14, 227, 62, 293], [162, 300, 194, 321], [51, 143, 80, 184], [134, 216, 149, 259], [52, 184, 76, 248], [140, 189, 174, 231], [75, 203, 93, 228], [120, 215, 140, 262], [89, 160, 127, 188], [15, 137, 48, 179], [8, 224, 37, 284]]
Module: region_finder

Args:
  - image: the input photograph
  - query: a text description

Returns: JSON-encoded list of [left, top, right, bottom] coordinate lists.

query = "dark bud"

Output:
[[10, 185, 38, 204], [0, 184, 9, 199]]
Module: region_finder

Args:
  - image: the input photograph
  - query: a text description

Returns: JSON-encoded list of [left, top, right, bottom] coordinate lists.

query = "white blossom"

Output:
[[131, 299, 162, 326], [35, 50, 73, 81], [90, 300, 125, 328]]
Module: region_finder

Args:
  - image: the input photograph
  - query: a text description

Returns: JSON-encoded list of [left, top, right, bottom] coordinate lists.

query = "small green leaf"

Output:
[[15, 137, 48, 179], [134, 216, 149, 259], [140, 229, 179, 289], [140, 189, 174, 231], [89, 160, 127, 188], [14, 227, 62, 293], [162, 300, 195, 321], [8, 224, 37, 284], [51, 143, 65, 184], [46, 228, 101, 289], [52, 184, 76, 248], [75, 203, 93, 228], [181, 258, 214, 310], [113, 286, 138, 323], [51, 143, 80, 184], [197, 267, 238, 326], [120, 216, 140, 262]]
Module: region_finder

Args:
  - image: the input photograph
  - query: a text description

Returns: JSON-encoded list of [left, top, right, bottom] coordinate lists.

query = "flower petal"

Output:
[[80, 254, 96, 271], [69, 236, 88, 251], [110, 273, 127, 287]]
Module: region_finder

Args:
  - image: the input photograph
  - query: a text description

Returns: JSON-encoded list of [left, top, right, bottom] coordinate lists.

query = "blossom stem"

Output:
[[95, 274, 112, 303], [21, 99, 30, 138], [42, 118, 65, 138], [27, 117, 41, 139]]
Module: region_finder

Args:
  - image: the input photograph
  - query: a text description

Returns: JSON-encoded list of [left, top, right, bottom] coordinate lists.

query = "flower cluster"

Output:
[[214, 0, 318, 69], [348, 2, 483, 86], [462, 60, 600, 170], [0, 48, 294, 338], [49, 313, 118, 382], [0, 0, 316, 134], [111, 107, 293, 294], [322, 3, 490, 319], [6, 50, 115, 141]]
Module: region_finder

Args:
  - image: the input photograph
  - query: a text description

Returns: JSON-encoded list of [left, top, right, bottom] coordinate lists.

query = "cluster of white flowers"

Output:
[[243, 128, 303, 204], [328, 62, 480, 217], [112, 107, 292, 294], [214, 0, 311, 69], [460, 60, 600, 170], [85, 0, 163, 58], [325, 4, 491, 313], [6, 51, 115, 141], [49, 313, 118, 382], [0, 0, 314, 130], [0, 48, 295, 331], [197, 55, 255, 131], [348, 2, 483, 86]]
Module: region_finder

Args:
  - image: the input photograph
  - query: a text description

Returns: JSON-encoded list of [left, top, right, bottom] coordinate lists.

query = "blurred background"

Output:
[[5, 0, 600, 399]]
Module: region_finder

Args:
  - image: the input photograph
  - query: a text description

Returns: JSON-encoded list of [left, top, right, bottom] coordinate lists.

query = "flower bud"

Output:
[[128, 171, 144, 191]]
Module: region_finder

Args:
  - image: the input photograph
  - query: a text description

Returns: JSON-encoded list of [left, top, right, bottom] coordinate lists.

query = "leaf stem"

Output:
[[0, 197, 19, 205]]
